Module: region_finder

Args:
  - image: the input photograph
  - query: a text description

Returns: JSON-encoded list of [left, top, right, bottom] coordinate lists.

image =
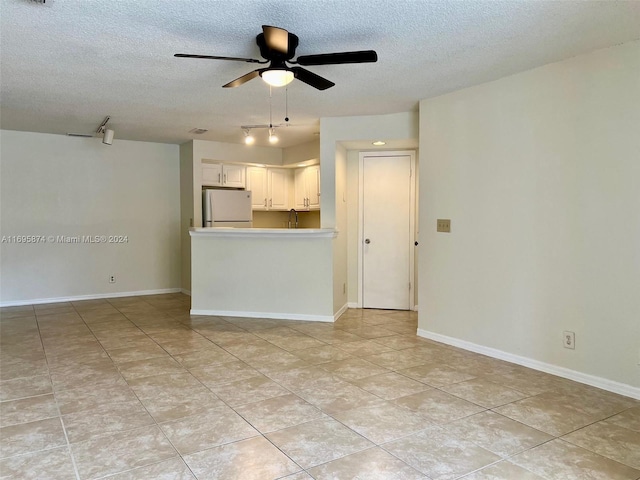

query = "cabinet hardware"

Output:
[[264, 198, 267, 207], [218, 173, 221, 183], [269, 199, 272, 208], [223, 174, 227, 183]]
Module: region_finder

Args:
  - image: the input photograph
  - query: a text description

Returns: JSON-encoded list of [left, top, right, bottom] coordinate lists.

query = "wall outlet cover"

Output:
[[563, 331, 575, 349]]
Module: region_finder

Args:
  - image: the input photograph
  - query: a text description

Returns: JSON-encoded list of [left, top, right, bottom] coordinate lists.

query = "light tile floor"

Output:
[[1, 293, 639, 479]]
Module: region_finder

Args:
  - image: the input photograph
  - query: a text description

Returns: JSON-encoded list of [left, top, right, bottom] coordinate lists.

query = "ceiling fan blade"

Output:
[[222, 70, 260, 88], [262, 25, 289, 55], [175, 53, 264, 64], [291, 67, 335, 90], [296, 50, 378, 66]]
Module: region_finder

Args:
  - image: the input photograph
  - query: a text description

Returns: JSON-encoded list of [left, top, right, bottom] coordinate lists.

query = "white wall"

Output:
[[419, 41, 640, 394], [346, 150, 360, 305], [190, 230, 335, 321], [179, 141, 194, 293], [283, 140, 320, 166], [0, 130, 180, 304], [333, 144, 348, 313]]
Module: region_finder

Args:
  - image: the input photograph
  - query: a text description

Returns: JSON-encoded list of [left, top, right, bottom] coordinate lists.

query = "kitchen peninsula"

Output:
[[181, 138, 342, 321], [189, 227, 338, 321]]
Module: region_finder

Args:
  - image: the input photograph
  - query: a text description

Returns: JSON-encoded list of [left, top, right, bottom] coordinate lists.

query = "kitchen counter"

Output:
[[189, 227, 339, 322], [190, 227, 337, 238]]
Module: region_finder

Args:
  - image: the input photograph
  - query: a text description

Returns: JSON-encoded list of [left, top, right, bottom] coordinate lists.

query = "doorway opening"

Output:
[[358, 151, 416, 310]]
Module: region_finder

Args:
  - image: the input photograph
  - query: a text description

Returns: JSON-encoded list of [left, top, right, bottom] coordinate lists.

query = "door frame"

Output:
[[357, 150, 417, 310]]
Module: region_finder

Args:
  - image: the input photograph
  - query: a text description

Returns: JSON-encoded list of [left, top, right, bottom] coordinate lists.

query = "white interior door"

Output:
[[362, 154, 413, 309]]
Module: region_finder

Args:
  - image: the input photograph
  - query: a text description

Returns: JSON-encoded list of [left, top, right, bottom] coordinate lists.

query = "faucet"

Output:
[[288, 209, 298, 229]]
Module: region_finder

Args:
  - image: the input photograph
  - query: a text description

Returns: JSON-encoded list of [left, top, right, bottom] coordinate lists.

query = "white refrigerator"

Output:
[[202, 189, 253, 227]]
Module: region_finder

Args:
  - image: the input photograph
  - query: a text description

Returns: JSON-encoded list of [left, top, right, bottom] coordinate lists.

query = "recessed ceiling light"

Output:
[[372, 140, 386, 146]]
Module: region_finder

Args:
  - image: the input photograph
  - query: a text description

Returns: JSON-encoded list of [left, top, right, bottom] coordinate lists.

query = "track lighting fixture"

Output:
[[244, 129, 255, 145], [268, 128, 279, 144], [96, 116, 114, 145], [102, 129, 115, 145], [240, 125, 281, 145]]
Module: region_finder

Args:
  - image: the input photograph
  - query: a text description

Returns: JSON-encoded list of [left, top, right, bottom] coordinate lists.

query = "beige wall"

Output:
[[283, 140, 320, 166], [190, 231, 335, 320], [333, 144, 348, 313], [419, 41, 640, 394], [0, 130, 180, 304], [179, 141, 194, 293]]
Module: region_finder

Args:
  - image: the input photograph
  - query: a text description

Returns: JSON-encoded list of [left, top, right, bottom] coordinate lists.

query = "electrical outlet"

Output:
[[563, 331, 575, 349], [189, 218, 194, 227], [437, 219, 451, 233], [109, 275, 116, 284], [343, 283, 346, 294]]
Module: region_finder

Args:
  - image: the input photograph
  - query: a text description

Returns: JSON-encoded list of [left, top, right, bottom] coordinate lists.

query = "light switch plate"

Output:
[[437, 219, 451, 233]]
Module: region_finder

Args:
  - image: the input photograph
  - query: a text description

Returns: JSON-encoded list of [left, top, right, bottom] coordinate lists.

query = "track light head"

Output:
[[268, 128, 278, 144], [244, 129, 255, 145], [102, 128, 114, 145]]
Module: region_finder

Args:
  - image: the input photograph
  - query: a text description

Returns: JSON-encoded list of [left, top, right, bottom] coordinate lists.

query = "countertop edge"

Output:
[[189, 227, 338, 238]]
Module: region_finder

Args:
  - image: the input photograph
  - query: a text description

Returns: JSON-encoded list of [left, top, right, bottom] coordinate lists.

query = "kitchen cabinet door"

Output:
[[202, 163, 223, 186], [306, 165, 321, 210], [222, 164, 246, 188], [293, 168, 308, 210], [268, 168, 290, 210], [202, 163, 245, 188], [246, 167, 268, 210], [293, 165, 320, 210]]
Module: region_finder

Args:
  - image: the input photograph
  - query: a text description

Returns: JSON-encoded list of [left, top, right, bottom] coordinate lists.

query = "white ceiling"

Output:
[[1, 0, 639, 148]]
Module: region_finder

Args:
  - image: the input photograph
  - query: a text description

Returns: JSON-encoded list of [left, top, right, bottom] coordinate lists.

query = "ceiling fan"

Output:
[[175, 25, 377, 90]]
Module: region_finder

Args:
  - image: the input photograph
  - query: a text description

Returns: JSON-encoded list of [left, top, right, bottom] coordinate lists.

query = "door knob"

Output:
[[415, 241, 419, 246], [364, 238, 371, 244]]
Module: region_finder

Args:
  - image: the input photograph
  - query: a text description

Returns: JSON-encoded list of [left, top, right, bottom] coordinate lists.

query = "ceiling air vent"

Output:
[[189, 128, 208, 135]]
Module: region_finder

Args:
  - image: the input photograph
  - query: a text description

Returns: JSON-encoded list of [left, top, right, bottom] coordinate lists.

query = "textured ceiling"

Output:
[[1, 0, 639, 148]]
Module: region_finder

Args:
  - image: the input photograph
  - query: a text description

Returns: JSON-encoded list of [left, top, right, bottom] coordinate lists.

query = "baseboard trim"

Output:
[[1, 288, 183, 307], [334, 303, 348, 321], [413, 304, 419, 312], [190, 309, 334, 323], [180, 289, 191, 296], [417, 329, 640, 400], [347, 302, 360, 309]]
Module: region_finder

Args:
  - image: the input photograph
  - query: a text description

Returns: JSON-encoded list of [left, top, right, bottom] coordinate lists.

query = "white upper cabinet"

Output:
[[267, 168, 290, 210], [294, 165, 320, 210], [202, 163, 246, 188], [246, 167, 268, 210], [246, 167, 291, 211], [222, 164, 246, 188]]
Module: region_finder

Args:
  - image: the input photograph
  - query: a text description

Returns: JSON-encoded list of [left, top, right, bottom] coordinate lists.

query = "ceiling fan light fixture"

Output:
[[260, 69, 294, 87]]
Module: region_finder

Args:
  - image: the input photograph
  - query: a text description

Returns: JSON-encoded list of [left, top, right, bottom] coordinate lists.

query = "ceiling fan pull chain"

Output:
[[269, 85, 273, 127], [285, 86, 289, 123]]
